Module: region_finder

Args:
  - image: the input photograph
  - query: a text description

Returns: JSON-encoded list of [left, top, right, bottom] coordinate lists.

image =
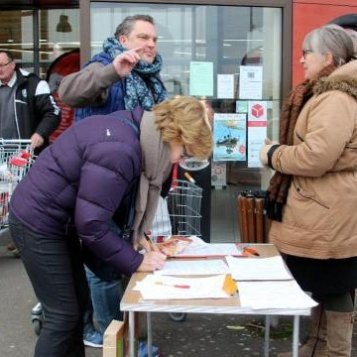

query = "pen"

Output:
[[184, 172, 196, 184], [144, 232, 155, 251], [155, 281, 191, 289]]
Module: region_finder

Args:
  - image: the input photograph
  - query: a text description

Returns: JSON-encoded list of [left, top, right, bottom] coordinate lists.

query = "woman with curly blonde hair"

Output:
[[134, 95, 212, 247]]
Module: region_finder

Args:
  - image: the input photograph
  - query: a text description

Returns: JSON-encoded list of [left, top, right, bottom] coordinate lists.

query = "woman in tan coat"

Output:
[[260, 25, 357, 356]]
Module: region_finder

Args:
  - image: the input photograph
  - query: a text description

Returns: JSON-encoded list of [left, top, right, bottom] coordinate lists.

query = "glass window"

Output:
[[90, 2, 283, 242], [0, 9, 79, 78], [0, 10, 34, 72], [39, 9, 80, 78]]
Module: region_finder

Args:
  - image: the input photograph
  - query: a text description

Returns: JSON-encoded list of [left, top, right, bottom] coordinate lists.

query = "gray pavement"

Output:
[[1, 244, 356, 357]]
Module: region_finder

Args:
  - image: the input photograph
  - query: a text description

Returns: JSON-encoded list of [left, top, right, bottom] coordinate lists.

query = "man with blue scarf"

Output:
[[59, 14, 167, 117], [59, 15, 168, 352]]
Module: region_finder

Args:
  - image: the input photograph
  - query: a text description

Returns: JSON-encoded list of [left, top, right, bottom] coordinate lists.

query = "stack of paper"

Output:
[[238, 280, 318, 310], [173, 236, 242, 258], [134, 275, 231, 300], [225, 256, 293, 281], [154, 259, 229, 276]]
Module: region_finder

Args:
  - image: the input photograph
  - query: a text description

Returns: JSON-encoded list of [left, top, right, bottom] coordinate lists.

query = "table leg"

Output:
[[292, 315, 300, 357], [147, 312, 152, 357], [129, 311, 135, 357], [264, 315, 270, 357]]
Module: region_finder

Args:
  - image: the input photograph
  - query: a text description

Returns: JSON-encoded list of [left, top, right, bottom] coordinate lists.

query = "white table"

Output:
[[121, 244, 311, 357]]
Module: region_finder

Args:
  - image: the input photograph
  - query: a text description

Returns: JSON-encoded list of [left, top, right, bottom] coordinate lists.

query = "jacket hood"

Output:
[[16, 68, 37, 86], [314, 60, 357, 100]]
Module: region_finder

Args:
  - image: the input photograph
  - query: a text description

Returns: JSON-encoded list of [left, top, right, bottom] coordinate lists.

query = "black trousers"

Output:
[[9, 210, 89, 357]]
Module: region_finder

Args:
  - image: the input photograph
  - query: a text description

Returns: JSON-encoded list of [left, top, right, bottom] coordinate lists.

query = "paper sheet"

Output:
[[238, 280, 318, 310], [189, 61, 213, 96], [217, 74, 234, 99], [226, 256, 293, 281], [134, 275, 230, 300], [154, 259, 229, 276], [174, 236, 242, 258], [239, 65, 263, 99]]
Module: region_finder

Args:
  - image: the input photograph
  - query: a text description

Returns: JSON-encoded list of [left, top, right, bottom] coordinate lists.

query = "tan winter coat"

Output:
[[269, 60, 357, 259]]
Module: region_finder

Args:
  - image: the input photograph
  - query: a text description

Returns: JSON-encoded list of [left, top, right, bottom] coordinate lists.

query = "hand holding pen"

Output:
[[137, 232, 167, 272]]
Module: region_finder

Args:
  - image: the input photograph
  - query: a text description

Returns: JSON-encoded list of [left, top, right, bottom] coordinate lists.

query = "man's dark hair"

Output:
[[114, 14, 154, 38], [329, 14, 357, 32], [0, 49, 14, 62]]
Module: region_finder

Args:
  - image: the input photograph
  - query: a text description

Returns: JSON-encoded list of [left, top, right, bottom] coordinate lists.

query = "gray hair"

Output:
[[303, 24, 356, 66], [114, 15, 154, 38]]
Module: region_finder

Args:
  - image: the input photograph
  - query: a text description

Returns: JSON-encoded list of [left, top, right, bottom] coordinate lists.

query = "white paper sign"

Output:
[[239, 66, 263, 99], [247, 123, 267, 168], [189, 61, 214, 97], [217, 74, 234, 99]]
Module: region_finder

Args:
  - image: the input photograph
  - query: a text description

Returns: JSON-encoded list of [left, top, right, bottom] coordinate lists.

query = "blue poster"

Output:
[[213, 113, 247, 162]]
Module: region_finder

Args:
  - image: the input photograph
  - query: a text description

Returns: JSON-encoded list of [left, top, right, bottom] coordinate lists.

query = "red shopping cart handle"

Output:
[[20, 151, 32, 159], [10, 157, 28, 167]]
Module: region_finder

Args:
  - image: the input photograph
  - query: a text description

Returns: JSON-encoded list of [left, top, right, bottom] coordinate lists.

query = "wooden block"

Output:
[[103, 320, 125, 357]]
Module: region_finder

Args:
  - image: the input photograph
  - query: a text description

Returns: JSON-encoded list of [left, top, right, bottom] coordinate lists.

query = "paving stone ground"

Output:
[[151, 313, 357, 357]]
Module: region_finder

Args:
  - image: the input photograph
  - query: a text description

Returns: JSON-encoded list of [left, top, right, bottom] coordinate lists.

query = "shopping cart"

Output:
[[151, 178, 203, 238], [167, 179, 203, 237], [0, 139, 35, 234]]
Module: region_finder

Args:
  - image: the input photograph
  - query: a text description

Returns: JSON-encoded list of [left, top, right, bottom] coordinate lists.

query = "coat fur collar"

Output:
[[314, 75, 357, 100], [314, 60, 357, 100]]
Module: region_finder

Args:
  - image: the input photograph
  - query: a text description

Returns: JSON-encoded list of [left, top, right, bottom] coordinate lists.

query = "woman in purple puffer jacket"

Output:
[[9, 96, 213, 357]]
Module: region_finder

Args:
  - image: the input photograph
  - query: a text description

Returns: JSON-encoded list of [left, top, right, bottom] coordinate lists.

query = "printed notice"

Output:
[[217, 74, 234, 99], [239, 66, 263, 100], [189, 61, 214, 97]]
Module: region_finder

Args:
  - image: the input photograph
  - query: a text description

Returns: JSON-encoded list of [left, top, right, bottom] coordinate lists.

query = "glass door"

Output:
[[90, 2, 283, 242]]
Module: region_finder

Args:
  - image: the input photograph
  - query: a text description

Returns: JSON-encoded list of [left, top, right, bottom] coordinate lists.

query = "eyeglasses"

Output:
[[302, 49, 313, 58], [180, 148, 193, 160], [0, 60, 12, 69]]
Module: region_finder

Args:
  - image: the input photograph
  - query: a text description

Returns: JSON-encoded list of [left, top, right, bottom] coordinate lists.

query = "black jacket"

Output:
[[14, 68, 60, 146]]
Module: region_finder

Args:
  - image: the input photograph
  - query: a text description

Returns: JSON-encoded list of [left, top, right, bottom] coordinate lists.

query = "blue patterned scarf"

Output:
[[103, 37, 168, 110]]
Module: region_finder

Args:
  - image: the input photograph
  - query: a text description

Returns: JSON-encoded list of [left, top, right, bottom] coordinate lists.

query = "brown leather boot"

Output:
[[278, 305, 327, 357], [325, 310, 354, 357]]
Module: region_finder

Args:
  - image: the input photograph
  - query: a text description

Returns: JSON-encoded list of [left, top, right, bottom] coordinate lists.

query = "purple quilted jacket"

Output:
[[10, 107, 144, 275]]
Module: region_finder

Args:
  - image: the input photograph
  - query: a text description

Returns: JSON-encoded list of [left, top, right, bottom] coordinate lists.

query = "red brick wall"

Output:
[[292, 1, 357, 86]]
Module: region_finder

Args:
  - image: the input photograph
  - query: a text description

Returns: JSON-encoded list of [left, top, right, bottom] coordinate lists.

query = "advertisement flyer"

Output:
[[213, 113, 247, 162], [247, 101, 267, 167]]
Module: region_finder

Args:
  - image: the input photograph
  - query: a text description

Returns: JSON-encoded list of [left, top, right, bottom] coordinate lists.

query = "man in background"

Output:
[[59, 14, 166, 119], [59, 15, 167, 352], [0, 49, 60, 256], [0, 50, 60, 149]]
